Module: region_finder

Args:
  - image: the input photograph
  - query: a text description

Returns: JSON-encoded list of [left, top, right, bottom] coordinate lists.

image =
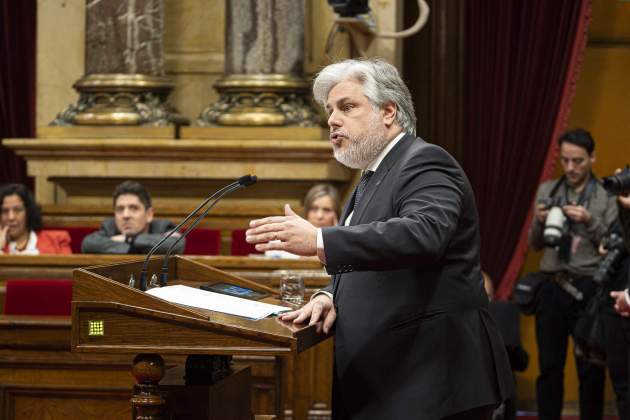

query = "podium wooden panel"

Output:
[[72, 256, 328, 419]]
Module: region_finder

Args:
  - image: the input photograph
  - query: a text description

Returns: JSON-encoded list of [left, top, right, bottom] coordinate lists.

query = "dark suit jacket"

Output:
[[321, 135, 513, 419], [81, 218, 185, 254]]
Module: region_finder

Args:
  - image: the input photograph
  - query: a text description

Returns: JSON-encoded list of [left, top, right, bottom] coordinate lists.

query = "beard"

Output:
[[332, 112, 390, 170]]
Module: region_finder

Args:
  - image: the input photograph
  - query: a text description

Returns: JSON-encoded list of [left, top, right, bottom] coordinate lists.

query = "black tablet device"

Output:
[[200, 282, 269, 301]]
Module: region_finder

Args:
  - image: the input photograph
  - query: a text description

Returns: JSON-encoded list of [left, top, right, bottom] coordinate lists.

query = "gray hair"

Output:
[[312, 58, 416, 136]]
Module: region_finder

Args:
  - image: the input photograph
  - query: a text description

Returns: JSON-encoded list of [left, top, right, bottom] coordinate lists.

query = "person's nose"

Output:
[[7, 209, 16, 221], [122, 207, 132, 218], [328, 110, 341, 129]]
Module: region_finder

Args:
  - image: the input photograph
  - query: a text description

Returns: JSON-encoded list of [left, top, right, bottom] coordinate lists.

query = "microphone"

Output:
[[138, 175, 257, 291], [158, 175, 258, 285]]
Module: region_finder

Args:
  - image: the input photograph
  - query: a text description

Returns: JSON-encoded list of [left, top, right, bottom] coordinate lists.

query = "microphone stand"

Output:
[[137, 177, 249, 291], [158, 182, 246, 286]]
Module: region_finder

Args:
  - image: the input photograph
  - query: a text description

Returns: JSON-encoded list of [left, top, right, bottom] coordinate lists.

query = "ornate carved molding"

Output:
[[51, 74, 188, 127], [198, 74, 320, 127]]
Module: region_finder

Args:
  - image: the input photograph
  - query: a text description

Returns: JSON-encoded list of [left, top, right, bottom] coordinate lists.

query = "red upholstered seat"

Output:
[[231, 229, 263, 256], [183, 228, 221, 255], [4, 279, 73, 316], [49, 226, 98, 254]]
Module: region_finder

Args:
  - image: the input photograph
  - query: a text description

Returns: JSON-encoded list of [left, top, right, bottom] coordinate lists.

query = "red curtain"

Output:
[[463, 0, 592, 298], [0, 0, 36, 185]]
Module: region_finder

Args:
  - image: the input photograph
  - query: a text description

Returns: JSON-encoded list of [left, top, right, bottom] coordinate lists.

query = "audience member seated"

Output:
[[303, 183, 340, 228], [0, 184, 71, 255], [81, 180, 185, 254], [265, 184, 341, 259]]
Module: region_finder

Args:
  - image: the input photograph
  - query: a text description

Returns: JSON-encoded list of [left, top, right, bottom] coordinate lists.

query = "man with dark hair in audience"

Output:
[[81, 180, 184, 254], [527, 128, 617, 420]]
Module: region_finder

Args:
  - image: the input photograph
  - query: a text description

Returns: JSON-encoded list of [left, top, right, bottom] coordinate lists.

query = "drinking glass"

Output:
[[279, 271, 305, 306]]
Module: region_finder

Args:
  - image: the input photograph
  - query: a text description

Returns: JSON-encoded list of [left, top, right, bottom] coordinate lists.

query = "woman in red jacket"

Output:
[[0, 184, 71, 255]]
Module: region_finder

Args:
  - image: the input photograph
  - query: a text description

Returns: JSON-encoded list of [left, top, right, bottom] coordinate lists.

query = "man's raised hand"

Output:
[[246, 204, 318, 256]]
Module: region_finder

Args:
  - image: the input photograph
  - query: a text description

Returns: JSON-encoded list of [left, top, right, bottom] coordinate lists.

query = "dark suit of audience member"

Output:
[[82, 218, 184, 254]]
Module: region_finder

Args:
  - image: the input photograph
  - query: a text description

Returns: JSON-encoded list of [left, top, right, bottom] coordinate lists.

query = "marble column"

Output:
[[52, 0, 185, 126], [198, 0, 319, 127]]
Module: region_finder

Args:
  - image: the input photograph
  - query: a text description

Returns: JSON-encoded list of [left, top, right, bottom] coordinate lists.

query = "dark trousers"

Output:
[[604, 312, 630, 420], [535, 277, 605, 420]]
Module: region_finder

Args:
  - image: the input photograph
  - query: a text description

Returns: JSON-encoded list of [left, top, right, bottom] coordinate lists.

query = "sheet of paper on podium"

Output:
[[146, 285, 292, 320]]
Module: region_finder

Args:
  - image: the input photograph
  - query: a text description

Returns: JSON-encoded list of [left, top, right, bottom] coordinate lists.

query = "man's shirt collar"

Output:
[[366, 131, 406, 173]]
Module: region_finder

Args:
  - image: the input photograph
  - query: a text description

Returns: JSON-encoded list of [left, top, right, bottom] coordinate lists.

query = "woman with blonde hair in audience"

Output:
[[0, 183, 71, 254], [303, 184, 340, 228]]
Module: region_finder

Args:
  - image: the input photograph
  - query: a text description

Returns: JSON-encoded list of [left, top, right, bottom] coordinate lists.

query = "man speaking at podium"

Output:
[[246, 58, 513, 420]]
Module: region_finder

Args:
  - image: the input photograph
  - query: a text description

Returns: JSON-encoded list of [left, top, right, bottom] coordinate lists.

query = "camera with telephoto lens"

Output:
[[593, 232, 627, 284], [538, 197, 567, 247], [602, 167, 630, 194]]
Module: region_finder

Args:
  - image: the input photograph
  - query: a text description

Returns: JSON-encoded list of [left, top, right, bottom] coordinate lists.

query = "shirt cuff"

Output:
[[316, 228, 326, 264], [311, 290, 333, 302]]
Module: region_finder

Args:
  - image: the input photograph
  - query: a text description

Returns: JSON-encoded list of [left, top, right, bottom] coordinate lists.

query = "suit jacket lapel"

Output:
[[350, 134, 414, 225], [350, 168, 389, 225], [339, 189, 356, 226]]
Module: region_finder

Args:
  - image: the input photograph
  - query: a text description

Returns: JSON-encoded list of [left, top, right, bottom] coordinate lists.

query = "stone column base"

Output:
[[198, 74, 321, 127], [51, 74, 188, 127]]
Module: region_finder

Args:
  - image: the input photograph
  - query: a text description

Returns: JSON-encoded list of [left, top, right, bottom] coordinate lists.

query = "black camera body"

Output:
[[602, 167, 630, 194], [538, 196, 560, 211], [593, 232, 627, 284]]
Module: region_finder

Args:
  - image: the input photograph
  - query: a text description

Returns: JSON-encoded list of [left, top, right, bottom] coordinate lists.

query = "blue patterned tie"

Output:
[[354, 170, 374, 211]]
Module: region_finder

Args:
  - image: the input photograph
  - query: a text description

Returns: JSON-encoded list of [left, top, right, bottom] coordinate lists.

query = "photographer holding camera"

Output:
[[527, 129, 618, 420], [602, 170, 630, 419]]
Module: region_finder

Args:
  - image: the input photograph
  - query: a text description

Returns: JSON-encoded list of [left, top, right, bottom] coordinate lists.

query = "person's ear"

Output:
[[381, 102, 397, 127], [589, 152, 596, 166], [146, 207, 154, 224]]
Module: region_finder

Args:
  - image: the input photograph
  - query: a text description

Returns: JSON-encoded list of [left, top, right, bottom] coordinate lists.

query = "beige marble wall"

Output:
[[163, 0, 225, 121], [36, 0, 85, 130], [36, 0, 402, 129]]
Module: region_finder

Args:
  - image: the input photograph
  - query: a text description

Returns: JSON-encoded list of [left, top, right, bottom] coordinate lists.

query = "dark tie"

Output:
[[354, 170, 374, 211]]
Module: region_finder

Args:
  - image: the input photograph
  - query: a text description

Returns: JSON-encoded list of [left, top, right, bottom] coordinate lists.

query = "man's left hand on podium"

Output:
[[278, 293, 336, 334]]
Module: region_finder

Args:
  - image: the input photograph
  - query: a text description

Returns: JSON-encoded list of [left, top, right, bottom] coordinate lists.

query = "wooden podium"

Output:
[[71, 256, 327, 419]]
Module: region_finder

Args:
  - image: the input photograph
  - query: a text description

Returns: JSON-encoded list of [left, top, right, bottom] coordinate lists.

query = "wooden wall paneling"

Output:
[[1, 385, 131, 420], [403, 0, 465, 162]]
